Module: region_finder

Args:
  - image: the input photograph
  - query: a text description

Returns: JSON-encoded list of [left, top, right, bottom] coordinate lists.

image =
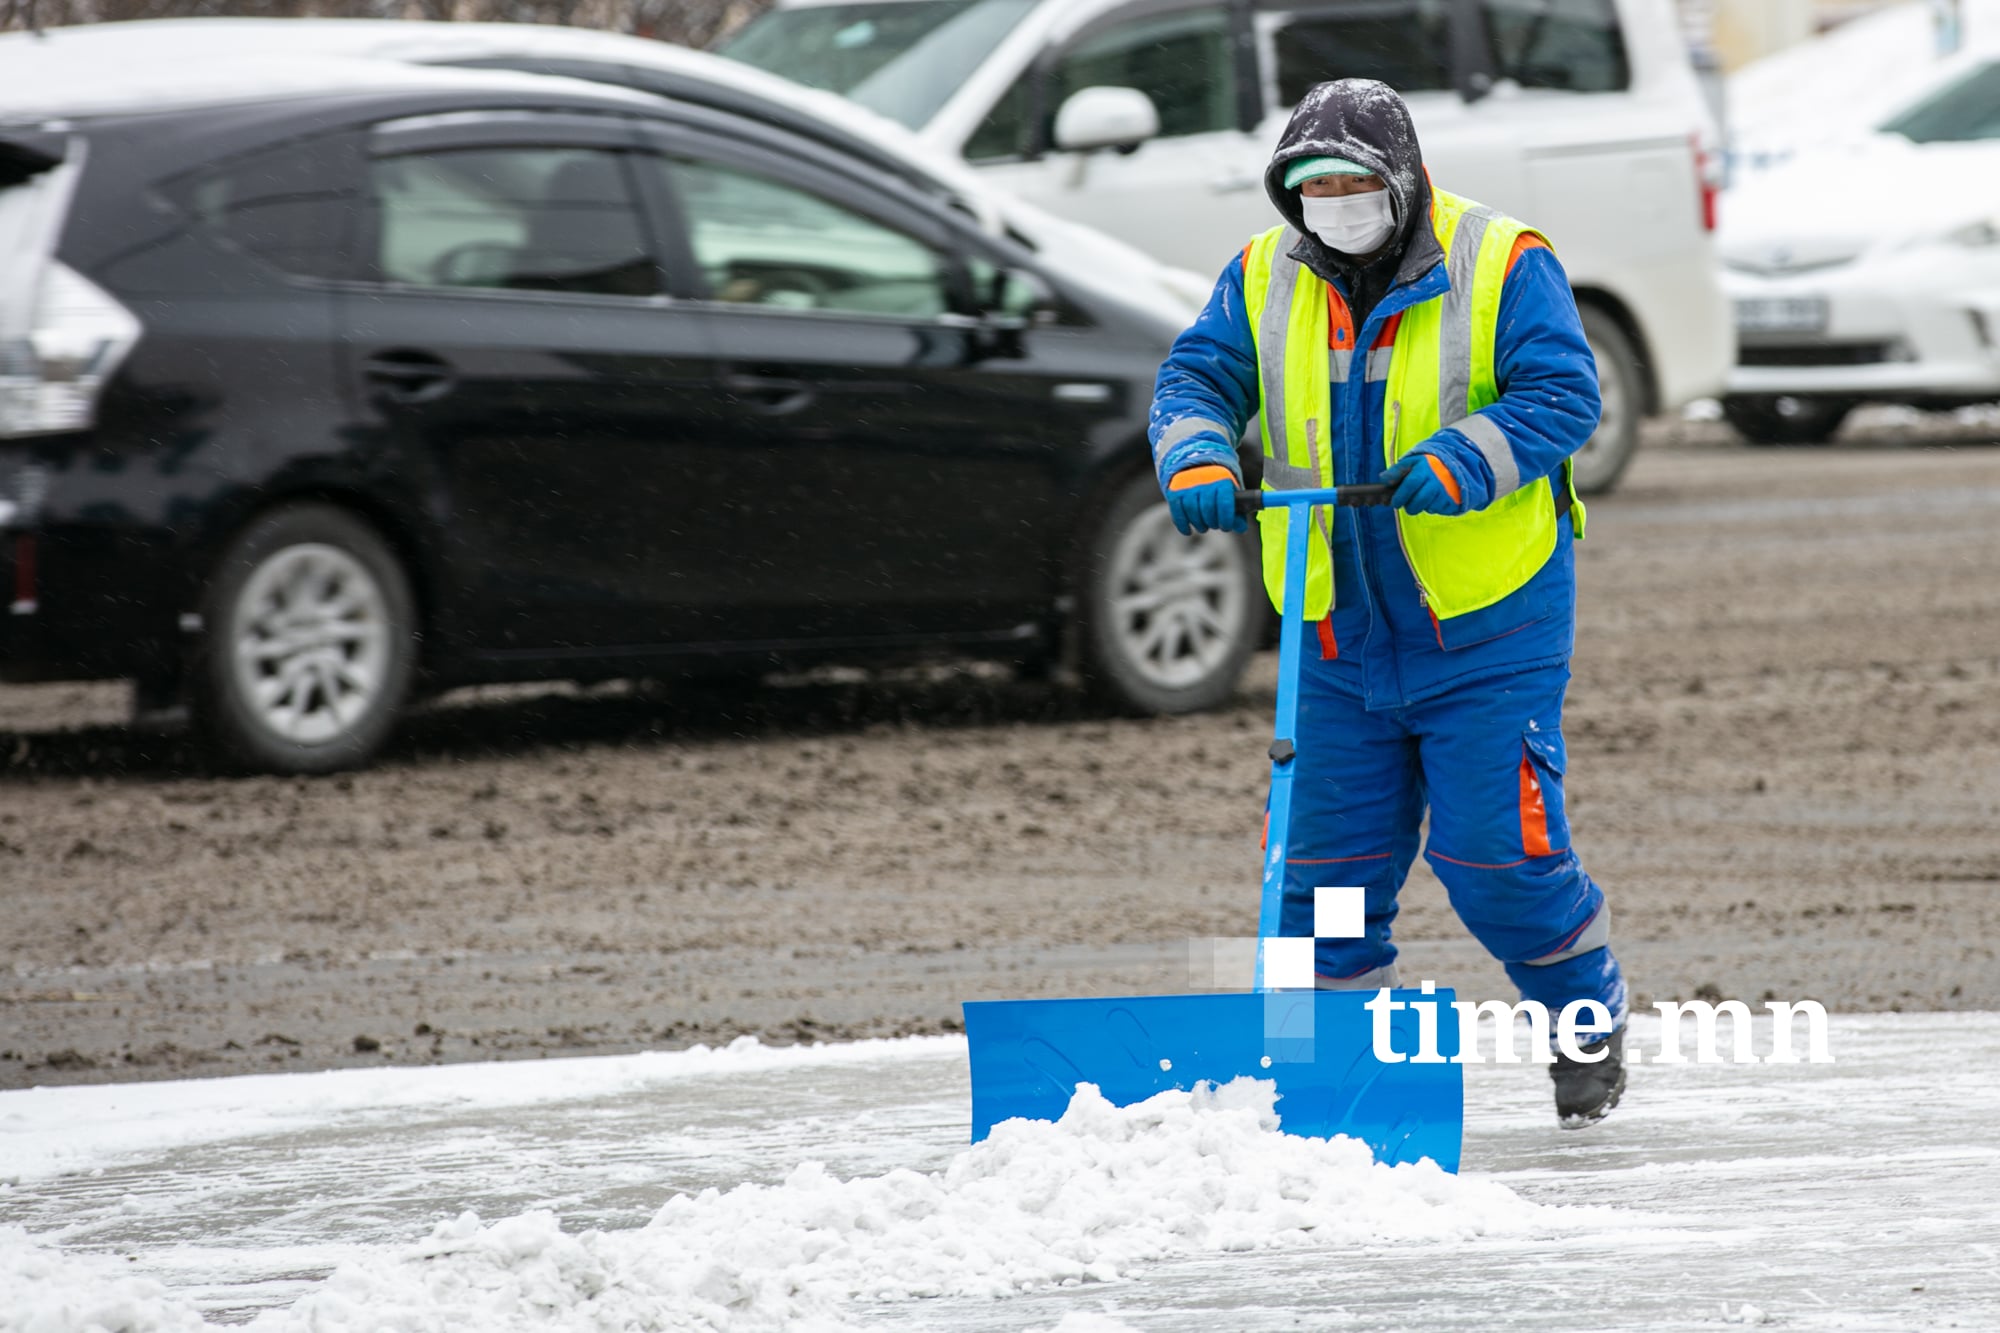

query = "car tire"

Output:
[[1572, 305, 1645, 496], [1721, 395, 1854, 446], [1076, 471, 1263, 715], [192, 504, 417, 774]]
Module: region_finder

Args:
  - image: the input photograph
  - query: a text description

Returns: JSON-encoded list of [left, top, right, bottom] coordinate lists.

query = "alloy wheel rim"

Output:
[[231, 543, 391, 745], [1107, 504, 1249, 691]]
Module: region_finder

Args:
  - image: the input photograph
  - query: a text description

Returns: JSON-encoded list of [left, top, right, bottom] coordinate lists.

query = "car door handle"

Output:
[[722, 372, 816, 416], [364, 350, 456, 402]]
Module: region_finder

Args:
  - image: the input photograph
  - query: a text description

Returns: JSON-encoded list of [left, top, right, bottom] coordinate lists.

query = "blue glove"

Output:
[[1164, 464, 1248, 535], [1380, 452, 1469, 517]]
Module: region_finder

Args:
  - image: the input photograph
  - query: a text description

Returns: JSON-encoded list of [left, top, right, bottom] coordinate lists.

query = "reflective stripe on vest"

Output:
[[1241, 189, 1586, 622]]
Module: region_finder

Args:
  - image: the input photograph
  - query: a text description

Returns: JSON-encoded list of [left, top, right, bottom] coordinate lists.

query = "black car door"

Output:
[[623, 124, 1099, 646], [344, 110, 717, 658]]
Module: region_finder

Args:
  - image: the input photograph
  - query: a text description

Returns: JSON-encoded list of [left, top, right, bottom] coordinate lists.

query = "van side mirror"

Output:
[[1052, 86, 1161, 154]]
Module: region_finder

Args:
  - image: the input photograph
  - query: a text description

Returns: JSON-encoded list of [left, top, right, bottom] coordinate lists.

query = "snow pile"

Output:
[[1028, 1316, 1142, 1333], [0, 1227, 208, 1333], [3, 1078, 1584, 1333]]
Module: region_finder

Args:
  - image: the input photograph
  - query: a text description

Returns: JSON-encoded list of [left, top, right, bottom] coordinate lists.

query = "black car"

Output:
[[0, 64, 1263, 773]]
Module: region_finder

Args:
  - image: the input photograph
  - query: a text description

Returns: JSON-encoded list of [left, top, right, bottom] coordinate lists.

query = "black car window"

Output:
[[1273, 1, 1455, 104], [655, 158, 951, 319], [1479, 0, 1629, 93], [367, 147, 659, 297], [1881, 61, 2000, 142], [184, 135, 359, 282], [968, 5, 1237, 159]]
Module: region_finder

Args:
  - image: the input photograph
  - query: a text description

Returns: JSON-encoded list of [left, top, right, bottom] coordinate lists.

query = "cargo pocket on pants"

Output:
[[1519, 728, 1570, 858]]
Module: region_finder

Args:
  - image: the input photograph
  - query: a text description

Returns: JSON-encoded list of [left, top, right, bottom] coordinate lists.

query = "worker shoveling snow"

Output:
[[1, 1076, 1612, 1333]]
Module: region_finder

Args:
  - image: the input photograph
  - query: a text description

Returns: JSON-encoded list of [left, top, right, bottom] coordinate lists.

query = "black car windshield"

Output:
[[1880, 61, 2000, 142], [715, 0, 1037, 130]]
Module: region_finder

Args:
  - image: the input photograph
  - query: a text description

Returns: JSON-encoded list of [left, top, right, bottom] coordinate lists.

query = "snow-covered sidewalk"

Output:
[[3, 1013, 1996, 1331]]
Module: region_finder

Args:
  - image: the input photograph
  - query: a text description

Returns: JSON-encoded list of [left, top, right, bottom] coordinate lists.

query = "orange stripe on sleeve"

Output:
[[1423, 454, 1463, 505], [1169, 463, 1236, 491]]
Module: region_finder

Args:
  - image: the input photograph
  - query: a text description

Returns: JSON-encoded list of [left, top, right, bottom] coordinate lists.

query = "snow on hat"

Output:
[[1282, 155, 1375, 188]]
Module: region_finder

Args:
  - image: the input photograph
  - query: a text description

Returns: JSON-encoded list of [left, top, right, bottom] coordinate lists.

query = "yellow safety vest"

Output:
[[1240, 188, 1585, 622]]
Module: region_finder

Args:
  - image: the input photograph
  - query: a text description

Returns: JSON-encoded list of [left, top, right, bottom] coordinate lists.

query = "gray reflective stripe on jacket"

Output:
[[1435, 204, 1524, 496], [1316, 963, 1400, 990], [1456, 413, 1521, 497], [1155, 414, 1236, 465], [1523, 907, 1611, 966], [1257, 228, 1307, 483]]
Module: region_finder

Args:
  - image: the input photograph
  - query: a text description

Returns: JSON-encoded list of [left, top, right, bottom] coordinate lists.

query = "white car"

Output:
[[1719, 53, 2000, 444], [0, 18, 1210, 329], [717, 0, 1734, 493]]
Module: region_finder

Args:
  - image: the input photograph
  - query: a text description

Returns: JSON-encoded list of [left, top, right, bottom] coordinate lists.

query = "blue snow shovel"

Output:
[[963, 484, 1464, 1171]]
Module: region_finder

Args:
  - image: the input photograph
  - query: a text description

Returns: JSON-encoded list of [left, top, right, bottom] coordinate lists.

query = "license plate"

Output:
[[1735, 296, 1828, 334]]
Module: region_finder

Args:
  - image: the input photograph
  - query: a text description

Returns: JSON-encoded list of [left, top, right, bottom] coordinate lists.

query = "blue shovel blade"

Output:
[[962, 988, 1462, 1172]]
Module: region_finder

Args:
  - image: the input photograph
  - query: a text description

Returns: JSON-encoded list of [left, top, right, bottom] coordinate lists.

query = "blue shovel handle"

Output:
[[1239, 485, 1392, 989]]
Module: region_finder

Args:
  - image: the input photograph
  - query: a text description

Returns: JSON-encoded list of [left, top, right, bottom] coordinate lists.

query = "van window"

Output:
[[1480, 0, 1629, 94], [968, 6, 1238, 160], [1273, 2, 1455, 105], [657, 159, 951, 319], [715, 0, 1037, 131], [367, 148, 659, 297]]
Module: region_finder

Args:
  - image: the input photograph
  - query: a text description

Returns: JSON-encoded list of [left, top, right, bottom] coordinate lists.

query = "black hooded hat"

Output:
[[1263, 78, 1444, 327]]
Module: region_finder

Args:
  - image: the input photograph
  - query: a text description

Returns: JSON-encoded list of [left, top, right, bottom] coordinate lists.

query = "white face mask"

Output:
[[1301, 191, 1397, 256]]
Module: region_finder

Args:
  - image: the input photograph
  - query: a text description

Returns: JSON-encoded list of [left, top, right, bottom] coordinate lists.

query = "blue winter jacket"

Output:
[[1147, 241, 1602, 713]]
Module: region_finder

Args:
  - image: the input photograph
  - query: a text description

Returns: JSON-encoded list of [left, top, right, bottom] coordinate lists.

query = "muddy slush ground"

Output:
[[4, 417, 1999, 1089]]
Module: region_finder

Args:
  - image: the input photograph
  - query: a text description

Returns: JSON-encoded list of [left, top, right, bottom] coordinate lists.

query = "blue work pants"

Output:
[[1278, 656, 1627, 1024]]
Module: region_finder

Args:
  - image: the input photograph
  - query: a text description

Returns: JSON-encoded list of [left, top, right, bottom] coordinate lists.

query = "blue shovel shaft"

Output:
[[1243, 485, 1395, 989]]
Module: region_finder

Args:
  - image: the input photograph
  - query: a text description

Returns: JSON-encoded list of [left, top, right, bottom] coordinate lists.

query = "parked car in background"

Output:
[[717, 0, 1735, 494], [0, 59, 1259, 773], [1719, 53, 2000, 444], [0, 18, 1211, 322]]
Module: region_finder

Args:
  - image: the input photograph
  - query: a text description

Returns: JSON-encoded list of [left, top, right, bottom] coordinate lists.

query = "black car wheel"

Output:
[[1572, 305, 1645, 496], [193, 504, 417, 774], [1077, 471, 1263, 714], [1721, 394, 1854, 446]]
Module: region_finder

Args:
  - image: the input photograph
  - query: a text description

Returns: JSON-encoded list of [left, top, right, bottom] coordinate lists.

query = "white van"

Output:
[[719, 0, 1734, 493]]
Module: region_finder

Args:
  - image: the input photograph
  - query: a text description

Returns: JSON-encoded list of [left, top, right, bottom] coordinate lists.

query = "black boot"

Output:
[[1550, 1028, 1626, 1129]]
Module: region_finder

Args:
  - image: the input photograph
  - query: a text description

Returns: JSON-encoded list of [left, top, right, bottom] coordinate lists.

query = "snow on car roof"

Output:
[[0, 45, 661, 123], [0, 18, 1205, 322], [0, 19, 974, 190]]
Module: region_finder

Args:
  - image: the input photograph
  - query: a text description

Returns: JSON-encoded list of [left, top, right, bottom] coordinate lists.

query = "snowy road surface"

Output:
[[3, 1012, 1998, 1331]]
